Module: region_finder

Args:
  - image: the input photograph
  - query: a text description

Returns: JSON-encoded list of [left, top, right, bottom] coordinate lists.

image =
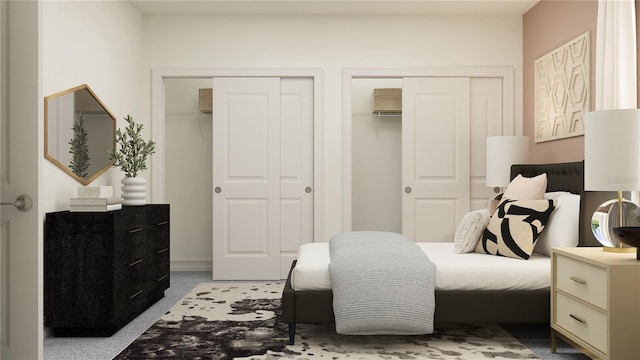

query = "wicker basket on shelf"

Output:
[[373, 88, 402, 114]]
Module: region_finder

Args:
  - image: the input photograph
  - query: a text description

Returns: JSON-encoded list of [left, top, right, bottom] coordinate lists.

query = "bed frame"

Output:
[[282, 161, 601, 345]]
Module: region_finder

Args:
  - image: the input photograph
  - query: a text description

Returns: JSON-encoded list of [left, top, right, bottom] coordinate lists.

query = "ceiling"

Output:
[[130, 0, 540, 16]]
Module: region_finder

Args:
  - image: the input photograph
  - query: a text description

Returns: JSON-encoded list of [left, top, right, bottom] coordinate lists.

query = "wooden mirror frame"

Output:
[[44, 84, 116, 185]]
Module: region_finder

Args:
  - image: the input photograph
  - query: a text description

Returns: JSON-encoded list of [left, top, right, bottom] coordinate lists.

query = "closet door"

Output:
[[402, 77, 471, 242], [279, 78, 314, 278], [470, 78, 504, 209], [212, 77, 281, 280]]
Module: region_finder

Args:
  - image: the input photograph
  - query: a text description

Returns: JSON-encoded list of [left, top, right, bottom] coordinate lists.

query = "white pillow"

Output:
[[502, 173, 548, 201], [544, 191, 572, 200], [534, 193, 581, 256], [454, 208, 491, 253]]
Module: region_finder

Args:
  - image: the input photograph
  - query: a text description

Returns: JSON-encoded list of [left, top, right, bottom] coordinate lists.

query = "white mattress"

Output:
[[291, 242, 550, 291]]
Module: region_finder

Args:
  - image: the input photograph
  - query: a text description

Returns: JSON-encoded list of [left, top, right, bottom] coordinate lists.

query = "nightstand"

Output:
[[551, 247, 640, 360]]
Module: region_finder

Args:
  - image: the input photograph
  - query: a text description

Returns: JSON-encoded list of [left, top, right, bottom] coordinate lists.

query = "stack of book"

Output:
[[70, 186, 122, 212]]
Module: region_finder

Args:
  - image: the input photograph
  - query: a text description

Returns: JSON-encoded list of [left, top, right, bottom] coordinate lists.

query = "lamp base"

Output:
[[602, 246, 636, 253], [591, 199, 640, 249], [611, 226, 640, 260]]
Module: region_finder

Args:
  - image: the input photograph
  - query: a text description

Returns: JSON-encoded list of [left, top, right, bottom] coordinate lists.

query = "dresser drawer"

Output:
[[556, 255, 607, 309], [556, 291, 607, 354], [122, 228, 148, 260], [115, 254, 151, 293], [114, 283, 150, 321]]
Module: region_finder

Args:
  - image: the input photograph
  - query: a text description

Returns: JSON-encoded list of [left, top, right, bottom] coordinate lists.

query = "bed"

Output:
[[282, 161, 604, 345]]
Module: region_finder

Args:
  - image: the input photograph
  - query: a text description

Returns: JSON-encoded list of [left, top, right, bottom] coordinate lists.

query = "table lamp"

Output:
[[486, 136, 529, 192], [585, 109, 640, 259]]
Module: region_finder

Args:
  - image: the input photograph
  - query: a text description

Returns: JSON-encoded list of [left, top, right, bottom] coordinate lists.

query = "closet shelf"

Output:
[[165, 111, 212, 117], [352, 111, 401, 117]]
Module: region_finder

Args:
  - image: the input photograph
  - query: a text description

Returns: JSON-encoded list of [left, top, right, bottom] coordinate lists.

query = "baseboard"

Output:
[[43, 325, 53, 338], [170, 258, 212, 272]]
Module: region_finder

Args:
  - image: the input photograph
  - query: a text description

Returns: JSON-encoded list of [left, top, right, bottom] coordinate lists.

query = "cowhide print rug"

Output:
[[114, 282, 540, 359]]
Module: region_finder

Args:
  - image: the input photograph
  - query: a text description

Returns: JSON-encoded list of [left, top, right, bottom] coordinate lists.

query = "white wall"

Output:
[[351, 78, 402, 232], [42, 1, 143, 212], [141, 14, 524, 247]]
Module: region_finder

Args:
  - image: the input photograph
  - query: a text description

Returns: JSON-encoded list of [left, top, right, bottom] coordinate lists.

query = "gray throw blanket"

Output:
[[329, 231, 436, 335]]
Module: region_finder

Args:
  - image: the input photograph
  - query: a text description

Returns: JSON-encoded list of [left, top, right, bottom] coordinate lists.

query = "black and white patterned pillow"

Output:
[[475, 199, 556, 260]]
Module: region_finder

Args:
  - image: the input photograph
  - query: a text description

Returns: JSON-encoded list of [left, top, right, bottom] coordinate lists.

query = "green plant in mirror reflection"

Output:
[[68, 115, 90, 178]]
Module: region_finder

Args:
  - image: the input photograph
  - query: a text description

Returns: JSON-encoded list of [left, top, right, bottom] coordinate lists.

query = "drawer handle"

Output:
[[569, 276, 586, 285], [129, 258, 144, 267], [157, 247, 168, 254], [569, 314, 587, 324], [129, 290, 144, 299], [129, 228, 144, 234], [157, 221, 168, 226], [157, 274, 168, 282]]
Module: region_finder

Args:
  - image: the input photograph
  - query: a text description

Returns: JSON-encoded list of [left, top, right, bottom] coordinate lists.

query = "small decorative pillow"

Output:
[[454, 208, 492, 253], [475, 199, 556, 260], [502, 173, 548, 201], [534, 193, 581, 256]]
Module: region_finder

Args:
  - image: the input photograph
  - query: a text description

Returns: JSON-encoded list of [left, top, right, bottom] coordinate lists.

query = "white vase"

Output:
[[121, 177, 146, 206]]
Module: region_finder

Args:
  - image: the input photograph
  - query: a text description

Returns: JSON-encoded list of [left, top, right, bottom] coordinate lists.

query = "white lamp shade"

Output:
[[485, 136, 529, 187], [585, 109, 640, 191]]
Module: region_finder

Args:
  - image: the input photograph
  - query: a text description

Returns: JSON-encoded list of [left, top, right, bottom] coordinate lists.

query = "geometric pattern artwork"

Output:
[[534, 31, 590, 143]]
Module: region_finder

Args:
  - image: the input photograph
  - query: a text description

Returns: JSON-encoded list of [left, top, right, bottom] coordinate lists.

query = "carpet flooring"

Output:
[[113, 282, 589, 360], [44, 272, 209, 360], [44, 272, 587, 360]]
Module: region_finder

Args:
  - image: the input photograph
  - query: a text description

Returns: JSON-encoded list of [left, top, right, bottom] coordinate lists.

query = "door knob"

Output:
[[1, 194, 33, 212], [214, 187, 221, 194], [305, 186, 312, 193], [404, 187, 412, 194]]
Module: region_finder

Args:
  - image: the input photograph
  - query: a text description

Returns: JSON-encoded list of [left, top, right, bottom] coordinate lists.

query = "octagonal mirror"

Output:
[[45, 84, 116, 185]]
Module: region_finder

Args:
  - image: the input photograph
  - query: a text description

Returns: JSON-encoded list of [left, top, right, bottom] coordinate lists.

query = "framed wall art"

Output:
[[534, 31, 590, 143]]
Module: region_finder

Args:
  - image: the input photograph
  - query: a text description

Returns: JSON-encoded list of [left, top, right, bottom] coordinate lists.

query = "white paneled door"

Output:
[[1, 1, 41, 358], [470, 78, 504, 210], [212, 77, 281, 280], [279, 78, 314, 279], [212, 77, 313, 280], [402, 77, 471, 242]]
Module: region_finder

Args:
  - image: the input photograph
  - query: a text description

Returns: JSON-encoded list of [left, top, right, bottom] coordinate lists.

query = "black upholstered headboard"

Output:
[[509, 161, 600, 247], [510, 161, 584, 195]]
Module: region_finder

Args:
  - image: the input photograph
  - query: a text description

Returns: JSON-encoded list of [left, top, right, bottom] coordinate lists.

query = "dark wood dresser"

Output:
[[44, 204, 170, 336]]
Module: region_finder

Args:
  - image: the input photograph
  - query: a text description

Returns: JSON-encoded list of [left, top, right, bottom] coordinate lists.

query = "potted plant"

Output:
[[108, 115, 156, 205]]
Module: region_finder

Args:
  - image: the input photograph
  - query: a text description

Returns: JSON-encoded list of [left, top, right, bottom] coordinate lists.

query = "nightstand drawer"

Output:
[[556, 291, 607, 354], [556, 255, 607, 309]]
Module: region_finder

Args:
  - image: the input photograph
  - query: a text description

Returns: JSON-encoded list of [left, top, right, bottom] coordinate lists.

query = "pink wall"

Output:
[[523, 0, 597, 163]]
